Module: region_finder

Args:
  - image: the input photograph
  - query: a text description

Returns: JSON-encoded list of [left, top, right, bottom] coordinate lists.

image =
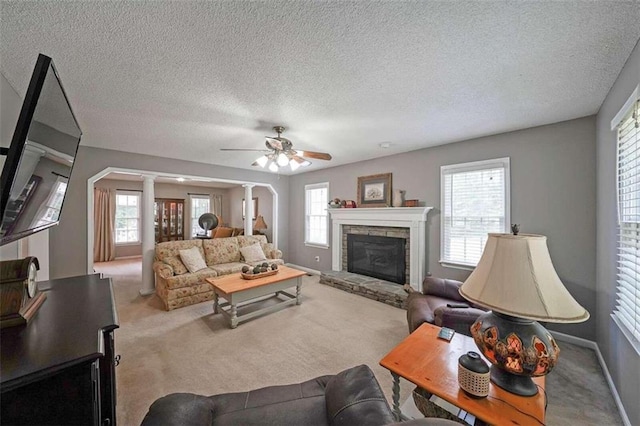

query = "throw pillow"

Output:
[[213, 227, 234, 238], [179, 246, 208, 273], [240, 243, 267, 263]]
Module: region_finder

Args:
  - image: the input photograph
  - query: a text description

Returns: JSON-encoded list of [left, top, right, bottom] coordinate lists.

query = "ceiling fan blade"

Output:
[[292, 155, 312, 166], [220, 148, 269, 152], [265, 137, 283, 151], [299, 150, 332, 161]]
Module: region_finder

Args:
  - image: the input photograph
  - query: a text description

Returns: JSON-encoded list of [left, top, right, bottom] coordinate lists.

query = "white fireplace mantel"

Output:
[[328, 207, 433, 291]]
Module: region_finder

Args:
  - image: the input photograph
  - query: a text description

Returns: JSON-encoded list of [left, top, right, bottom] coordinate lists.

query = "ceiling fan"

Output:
[[221, 126, 332, 172]]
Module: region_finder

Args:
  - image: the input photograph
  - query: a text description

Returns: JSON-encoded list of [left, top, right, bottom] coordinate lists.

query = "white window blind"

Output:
[[615, 97, 640, 347], [115, 191, 141, 244], [441, 158, 510, 268], [305, 182, 329, 247], [190, 194, 210, 237]]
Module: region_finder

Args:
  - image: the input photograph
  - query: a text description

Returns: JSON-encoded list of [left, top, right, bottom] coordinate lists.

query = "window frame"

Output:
[[189, 194, 211, 238], [114, 190, 141, 245], [304, 182, 330, 249], [611, 85, 640, 355], [440, 157, 511, 270]]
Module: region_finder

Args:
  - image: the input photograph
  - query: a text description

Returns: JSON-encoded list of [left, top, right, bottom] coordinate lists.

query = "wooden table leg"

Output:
[[296, 281, 302, 305], [230, 304, 238, 329], [213, 292, 219, 314], [391, 372, 401, 421]]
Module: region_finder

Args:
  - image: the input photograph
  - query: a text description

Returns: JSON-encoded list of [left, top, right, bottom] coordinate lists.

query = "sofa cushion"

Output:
[[422, 277, 466, 302], [203, 238, 242, 264], [164, 268, 218, 290], [240, 244, 267, 263], [155, 240, 205, 276], [325, 364, 395, 426], [179, 246, 208, 273], [247, 258, 284, 267], [209, 262, 248, 275]]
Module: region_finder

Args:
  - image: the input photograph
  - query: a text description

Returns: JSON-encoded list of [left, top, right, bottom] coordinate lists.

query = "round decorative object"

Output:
[[470, 311, 560, 396], [27, 261, 38, 298], [458, 351, 490, 397], [198, 213, 218, 231]]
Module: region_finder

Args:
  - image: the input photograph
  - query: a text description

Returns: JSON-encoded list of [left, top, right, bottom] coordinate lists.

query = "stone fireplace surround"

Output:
[[319, 207, 433, 308]]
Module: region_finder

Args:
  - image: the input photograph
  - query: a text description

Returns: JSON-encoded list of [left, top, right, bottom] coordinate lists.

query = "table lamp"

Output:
[[253, 215, 268, 235], [459, 232, 589, 396]]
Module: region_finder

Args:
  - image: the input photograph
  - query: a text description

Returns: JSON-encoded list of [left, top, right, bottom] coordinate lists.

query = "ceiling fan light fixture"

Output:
[[301, 160, 311, 167], [276, 152, 289, 166], [289, 159, 300, 171], [268, 162, 279, 172], [255, 155, 268, 168]]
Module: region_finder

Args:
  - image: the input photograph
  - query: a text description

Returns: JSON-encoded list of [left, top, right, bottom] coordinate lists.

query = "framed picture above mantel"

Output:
[[357, 173, 392, 208]]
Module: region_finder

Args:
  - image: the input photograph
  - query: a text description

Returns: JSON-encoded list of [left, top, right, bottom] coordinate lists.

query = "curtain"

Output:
[[94, 188, 115, 262], [212, 194, 222, 216]]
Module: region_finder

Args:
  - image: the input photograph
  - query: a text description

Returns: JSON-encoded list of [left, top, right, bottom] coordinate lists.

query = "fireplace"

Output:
[[328, 207, 433, 291], [347, 234, 406, 284]]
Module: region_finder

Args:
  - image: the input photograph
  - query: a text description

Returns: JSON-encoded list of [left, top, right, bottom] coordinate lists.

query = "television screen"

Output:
[[0, 54, 81, 246]]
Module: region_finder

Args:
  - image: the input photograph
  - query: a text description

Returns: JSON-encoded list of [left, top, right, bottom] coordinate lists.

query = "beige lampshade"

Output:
[[254, 215, 268, 231], [459, 233, 589, 323]]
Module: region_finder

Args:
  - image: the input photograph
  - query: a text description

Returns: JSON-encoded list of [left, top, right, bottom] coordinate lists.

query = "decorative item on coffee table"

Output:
[[241, 263, 279, 280]]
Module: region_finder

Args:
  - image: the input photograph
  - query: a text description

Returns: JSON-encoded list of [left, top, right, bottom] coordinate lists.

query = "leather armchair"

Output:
[[141, 364, 460, 426], [406, 276, 487, 336]]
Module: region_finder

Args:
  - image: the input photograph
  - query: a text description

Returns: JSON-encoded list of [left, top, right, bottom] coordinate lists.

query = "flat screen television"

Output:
[[0, 54, 81, 246]]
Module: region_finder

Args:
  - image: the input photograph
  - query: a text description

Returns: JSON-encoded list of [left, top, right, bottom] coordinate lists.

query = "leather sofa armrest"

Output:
[[141, 393, 214, 426], [422, 276, 466, 302], [325, 364, 395, 426], [433, 306, 486, 337], [153, 261, 174, 279], [405, 292, 435, 334]]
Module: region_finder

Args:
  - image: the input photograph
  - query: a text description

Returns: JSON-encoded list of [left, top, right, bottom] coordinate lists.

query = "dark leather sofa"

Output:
[[141, 364, 459, 426], [406, 276, 487, 336]]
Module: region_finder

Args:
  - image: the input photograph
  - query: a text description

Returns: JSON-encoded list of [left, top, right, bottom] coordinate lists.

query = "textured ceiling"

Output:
[[1, 1, 639, 175]]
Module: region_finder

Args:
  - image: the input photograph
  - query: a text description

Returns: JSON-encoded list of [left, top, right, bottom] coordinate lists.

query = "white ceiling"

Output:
[[102, 172, 239, 189], [1, 1, 639, 175]]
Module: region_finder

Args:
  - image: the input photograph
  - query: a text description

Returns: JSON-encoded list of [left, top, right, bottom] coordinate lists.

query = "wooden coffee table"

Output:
[[380, 323, 546, 425], [205, 265, 306, 328]]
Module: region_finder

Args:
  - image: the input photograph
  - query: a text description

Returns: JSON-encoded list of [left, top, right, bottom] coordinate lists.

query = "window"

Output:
[[305, 182, 329, 247], [190, 194, 210, 237], [115, 191, 141, 244], [613, 90, 640, 350], [31, 177, 67, 228], [441, 158, 510, 268]]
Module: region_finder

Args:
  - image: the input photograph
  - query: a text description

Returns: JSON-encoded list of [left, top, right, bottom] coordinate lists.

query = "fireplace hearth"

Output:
[[347, 234, 406, 284]]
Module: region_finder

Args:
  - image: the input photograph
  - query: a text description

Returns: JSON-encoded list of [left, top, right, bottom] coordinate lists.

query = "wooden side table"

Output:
[[380, 323, 546, 425]]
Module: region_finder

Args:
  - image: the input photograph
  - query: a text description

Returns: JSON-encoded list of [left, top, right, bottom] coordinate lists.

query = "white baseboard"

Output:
[[285, 263, 321, 276], [550, 331, 631, 426], [114, 255, 143, 260]]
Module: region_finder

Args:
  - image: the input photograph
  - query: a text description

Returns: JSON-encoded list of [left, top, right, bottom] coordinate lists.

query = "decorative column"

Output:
[[140, 174, 156, 296], [243, 184, 254, 236]]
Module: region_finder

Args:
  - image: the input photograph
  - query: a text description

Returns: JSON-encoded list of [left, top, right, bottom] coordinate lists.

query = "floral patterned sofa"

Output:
[[153, 235, 284, 310]]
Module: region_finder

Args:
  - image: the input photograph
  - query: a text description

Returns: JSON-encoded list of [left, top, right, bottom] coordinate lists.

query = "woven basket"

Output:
[[411, 387, 467, 424], [241, 269, 278, 280]]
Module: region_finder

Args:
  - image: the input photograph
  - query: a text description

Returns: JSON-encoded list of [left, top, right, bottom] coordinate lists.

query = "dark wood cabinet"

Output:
[[154, 198, 185, 243], [0, 274, 119, 425]]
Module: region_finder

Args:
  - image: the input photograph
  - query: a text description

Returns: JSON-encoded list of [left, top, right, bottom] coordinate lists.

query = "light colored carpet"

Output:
[[96, 258, 623, 426]]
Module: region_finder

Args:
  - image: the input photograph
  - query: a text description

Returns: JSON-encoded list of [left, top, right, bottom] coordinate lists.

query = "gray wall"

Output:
[[288, 116, 597, 340], [49, 146, 289, 279], [596, 39, 640, 426], [228, 185, 274, 242]]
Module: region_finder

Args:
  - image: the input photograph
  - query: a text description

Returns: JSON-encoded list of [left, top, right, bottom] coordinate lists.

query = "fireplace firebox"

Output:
[[347, 234, 406, 284]]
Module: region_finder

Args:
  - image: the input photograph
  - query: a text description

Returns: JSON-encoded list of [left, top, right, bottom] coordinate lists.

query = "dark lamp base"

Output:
[[490, 365, 538, 396]]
